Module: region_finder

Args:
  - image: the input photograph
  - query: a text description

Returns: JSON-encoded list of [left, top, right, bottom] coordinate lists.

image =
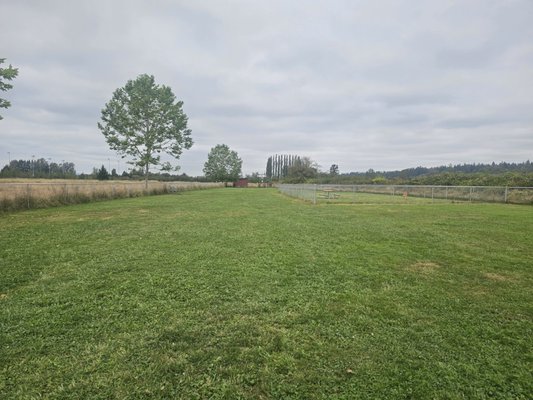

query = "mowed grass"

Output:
[[318, 191, 454, 204], [1, 189, 532, 399]]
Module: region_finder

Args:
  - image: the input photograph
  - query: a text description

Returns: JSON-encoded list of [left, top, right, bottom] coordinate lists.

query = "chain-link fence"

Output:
[[278, 184, 533, 205], [0, 181, 224, 212]]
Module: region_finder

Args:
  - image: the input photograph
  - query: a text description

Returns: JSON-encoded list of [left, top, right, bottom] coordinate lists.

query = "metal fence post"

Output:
[[504, 187, 508, 203]]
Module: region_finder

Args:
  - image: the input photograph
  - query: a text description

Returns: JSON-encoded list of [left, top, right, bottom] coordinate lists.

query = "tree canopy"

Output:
[[96, 165, 110, 180], [0, 58, 19, 120], [329, 164, 339, 176], [98, 74, 192, 187], [203, 144, 242, 182], [285, 157, 318, 183]]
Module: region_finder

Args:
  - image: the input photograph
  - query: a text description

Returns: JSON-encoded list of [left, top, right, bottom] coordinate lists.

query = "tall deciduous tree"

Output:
[[98, 74, 192, 187], [203, 144, 242, 182], [286, 157, 318, 183], [0, 58, 18, 120]]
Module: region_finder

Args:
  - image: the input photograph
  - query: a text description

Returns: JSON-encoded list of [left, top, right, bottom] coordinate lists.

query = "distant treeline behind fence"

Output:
[[279, 184, 533, 205], [0, 181, 224, 212]]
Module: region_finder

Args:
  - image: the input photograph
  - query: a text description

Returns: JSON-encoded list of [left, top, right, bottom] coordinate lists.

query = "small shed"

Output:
[[234, 178, 249, 188]]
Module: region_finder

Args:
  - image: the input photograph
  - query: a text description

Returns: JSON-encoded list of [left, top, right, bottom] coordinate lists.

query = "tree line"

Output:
[[0, 155, 241, 183], [262, 158, 533, 187], [315, 161, 533, 187], [316, 171, 533, 187], [357, 161, 533, 179], [1, 159, 76, 178]]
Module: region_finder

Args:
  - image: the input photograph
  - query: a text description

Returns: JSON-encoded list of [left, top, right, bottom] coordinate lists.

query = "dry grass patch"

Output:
[[0, 180, 224, 212], [409, 261, 442, 273], [466, 286, 490, 297], [483, 272, 512, 282]]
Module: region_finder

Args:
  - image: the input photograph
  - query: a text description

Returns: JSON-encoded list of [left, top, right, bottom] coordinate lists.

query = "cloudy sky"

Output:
[[1, 0, 532, 176]]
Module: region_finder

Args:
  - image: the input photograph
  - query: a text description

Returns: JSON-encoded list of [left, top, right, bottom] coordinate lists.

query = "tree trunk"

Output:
[[144, 164, 149, 189]]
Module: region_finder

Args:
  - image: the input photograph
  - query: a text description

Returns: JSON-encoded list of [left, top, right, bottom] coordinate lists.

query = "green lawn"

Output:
[[1, 188, 532, 399], [318, 191, 453, 204]]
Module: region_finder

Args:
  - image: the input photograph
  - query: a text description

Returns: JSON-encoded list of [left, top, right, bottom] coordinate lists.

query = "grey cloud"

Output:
[[379, 113, 431, 126], [438, 116, 507, 130], [371, 93, 453, 108]]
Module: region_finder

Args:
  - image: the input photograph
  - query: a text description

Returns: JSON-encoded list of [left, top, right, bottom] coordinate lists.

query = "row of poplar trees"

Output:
[[266, 154, 301, 180]]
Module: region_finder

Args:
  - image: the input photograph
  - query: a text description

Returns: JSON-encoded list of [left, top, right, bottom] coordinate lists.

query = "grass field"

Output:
[[1, 189, 532, 399], [319, 191, 454, 204]]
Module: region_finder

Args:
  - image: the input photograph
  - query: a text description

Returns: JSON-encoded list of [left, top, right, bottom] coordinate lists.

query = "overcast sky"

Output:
[[1, 0, 532, 176]]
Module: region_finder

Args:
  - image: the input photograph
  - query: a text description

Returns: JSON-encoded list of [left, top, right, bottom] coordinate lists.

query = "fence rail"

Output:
[[0, 181, 224, 212], [278, 184, 533, 205]]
